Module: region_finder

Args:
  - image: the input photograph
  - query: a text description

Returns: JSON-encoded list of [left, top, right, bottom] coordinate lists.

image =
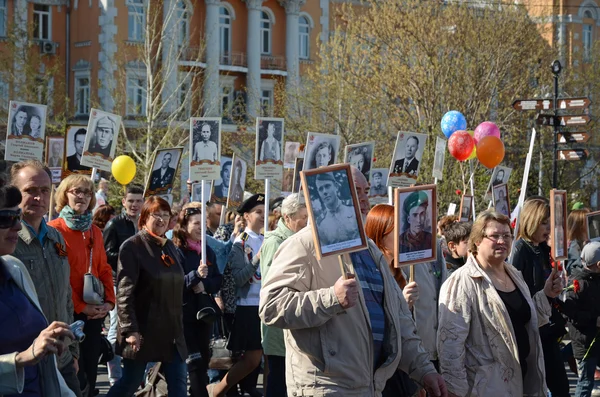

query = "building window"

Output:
[[127, 0, 145, 42], [260, 89, 273, 116], [260, 11, 271, 55], [0, 0, 7, 37], [221, 86, 234, 116], [176, 1, 189, 48], [126, 75, 147, 116], [219, 7, 232, 64], [33, 5, 51, 40], [299, 16, 310, 59], [583, 24, 593, 61], [74, 75, 90, 116]]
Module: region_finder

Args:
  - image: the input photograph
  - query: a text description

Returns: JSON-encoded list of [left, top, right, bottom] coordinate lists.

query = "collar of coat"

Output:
[[18, 220, 62, 246]]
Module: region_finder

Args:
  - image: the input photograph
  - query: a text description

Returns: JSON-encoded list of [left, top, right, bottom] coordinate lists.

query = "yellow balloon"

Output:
[[467, 131, 477, 160], [112, 155, 137, 185]]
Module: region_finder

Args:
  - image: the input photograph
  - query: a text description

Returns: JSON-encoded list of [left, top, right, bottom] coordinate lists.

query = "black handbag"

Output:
[[97, 335, 114, 365], [196, 292, 222, 324]]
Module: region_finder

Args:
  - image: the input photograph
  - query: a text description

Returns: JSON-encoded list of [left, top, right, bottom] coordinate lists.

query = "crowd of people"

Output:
[[1, 159, 599, 397]]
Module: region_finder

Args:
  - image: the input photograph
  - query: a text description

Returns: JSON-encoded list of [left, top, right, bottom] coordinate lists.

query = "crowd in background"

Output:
[[1, 159, 599, 397]]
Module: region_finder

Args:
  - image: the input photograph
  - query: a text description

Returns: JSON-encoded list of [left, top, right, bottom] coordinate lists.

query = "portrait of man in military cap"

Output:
[[88, 115, 117, 157], [302, 164, 367, 258], [395, 185, 437, 265]]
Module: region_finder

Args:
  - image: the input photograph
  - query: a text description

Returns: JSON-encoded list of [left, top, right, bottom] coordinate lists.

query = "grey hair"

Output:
[[281, 193, 306, 217]]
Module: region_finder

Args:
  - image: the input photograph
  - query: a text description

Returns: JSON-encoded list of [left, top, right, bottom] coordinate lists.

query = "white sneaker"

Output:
[[591, 388, 600, 397]]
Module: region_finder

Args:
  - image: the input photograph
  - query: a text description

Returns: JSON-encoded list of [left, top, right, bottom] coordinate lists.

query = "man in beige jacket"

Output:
[[259, 167, 447, 397]]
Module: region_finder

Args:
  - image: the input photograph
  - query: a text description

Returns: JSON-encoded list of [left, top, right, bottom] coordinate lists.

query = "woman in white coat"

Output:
[[438, 210, 563, 396]]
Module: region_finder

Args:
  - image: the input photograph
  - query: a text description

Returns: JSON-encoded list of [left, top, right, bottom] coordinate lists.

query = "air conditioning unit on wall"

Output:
[[40, 41, 58, 55]]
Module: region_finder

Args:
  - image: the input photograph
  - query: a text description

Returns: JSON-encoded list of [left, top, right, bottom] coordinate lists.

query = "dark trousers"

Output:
[[265, 355, 286, 397], [59, 358, 83, 397], [74, 313, 103, 397], [184, 321, 212, 397], [542, 335, 571, 397]]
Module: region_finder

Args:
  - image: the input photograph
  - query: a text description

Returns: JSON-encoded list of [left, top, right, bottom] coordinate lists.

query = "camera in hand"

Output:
[[70, 320, 86, 342]]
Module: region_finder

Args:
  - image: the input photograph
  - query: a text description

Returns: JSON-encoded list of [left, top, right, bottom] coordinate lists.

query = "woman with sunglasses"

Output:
[[107, 196, 187, 397], [0, 181, 77, 396], [49, 175, 115, 397], [173, 203, 222, 397]]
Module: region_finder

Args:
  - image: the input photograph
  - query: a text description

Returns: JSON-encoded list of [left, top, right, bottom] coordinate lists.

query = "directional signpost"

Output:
[[513, 60, 592, 188]]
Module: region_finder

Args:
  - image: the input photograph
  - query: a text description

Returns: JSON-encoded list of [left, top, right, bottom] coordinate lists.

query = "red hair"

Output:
[[365, 204, 407, 289], [138, 196, 172, 229]]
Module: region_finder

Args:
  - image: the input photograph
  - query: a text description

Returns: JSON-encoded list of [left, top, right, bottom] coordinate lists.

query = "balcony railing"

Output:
[[260, 55, 286, 70], [180, 47, 287, 71]]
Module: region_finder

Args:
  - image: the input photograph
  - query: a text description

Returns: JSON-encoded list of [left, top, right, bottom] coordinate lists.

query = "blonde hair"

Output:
[[518, 199, 550, 241], [55, 174, 96, 213], [468, 209, 512, 255]]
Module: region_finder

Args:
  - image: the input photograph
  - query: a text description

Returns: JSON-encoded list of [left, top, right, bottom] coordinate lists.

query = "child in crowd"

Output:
[[443, 222, 471, 274]]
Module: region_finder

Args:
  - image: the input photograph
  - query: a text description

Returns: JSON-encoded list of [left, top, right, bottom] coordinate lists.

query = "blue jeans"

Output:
[[576, 356, 599, 397], [107, 287, 122, 382], [106, 346, 187, 397]]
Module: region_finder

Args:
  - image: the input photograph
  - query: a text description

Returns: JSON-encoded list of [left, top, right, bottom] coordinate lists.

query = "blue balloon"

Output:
[[441, 111, 467, 138]]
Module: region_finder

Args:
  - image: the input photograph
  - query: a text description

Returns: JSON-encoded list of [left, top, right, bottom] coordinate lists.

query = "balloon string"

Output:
[[459, 161, 467, 193]]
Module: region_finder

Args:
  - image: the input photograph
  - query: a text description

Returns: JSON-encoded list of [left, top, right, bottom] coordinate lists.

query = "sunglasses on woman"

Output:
[[184, 207, 202, 218], [0, 209, 22, 229]]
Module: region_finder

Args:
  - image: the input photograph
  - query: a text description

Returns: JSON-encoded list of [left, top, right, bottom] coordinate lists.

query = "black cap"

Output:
[[237, 193, 266, 214], [270, 196, 284, 212], [315, 172, 335, 183]]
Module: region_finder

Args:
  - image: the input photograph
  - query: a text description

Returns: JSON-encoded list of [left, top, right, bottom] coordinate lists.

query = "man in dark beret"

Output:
[[399, 190, 432, 253]]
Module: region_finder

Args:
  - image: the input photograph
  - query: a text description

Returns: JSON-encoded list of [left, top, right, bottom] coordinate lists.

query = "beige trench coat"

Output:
[[437, 255, 550, 397]]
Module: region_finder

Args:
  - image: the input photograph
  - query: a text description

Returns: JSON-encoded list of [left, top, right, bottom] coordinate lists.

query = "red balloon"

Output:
[[448, 130, 474, 162], [476, 136, 505, 169]]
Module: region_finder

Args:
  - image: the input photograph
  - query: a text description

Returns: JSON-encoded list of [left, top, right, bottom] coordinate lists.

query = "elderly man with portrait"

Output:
[[399, 190, 433, 253]]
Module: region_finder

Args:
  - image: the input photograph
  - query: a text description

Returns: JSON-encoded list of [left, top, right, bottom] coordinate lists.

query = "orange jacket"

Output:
[[48, 217, 116, 314]]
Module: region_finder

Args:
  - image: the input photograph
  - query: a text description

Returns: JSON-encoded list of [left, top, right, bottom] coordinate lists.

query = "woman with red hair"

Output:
[[365, 203, 420, 396]]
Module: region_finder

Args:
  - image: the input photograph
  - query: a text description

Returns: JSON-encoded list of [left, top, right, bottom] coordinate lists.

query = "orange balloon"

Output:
[[476, 136, 505, 169]]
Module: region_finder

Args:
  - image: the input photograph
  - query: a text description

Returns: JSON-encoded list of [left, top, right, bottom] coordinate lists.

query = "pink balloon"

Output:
[[448, 130, 474, 162], [474, 122, 500, 144]]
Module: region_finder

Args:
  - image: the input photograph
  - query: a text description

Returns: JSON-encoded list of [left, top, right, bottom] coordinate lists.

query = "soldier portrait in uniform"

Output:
[[484, 166, 512, 201], [303, 132, 341, 171], [301, 164, 368, 259], [394, 184, 437, 266], [344, 142, 374, 183], [492, 183, 510, 217], [226, 156, 247, 210], [211, 156, 232, 203], [587, 211, 600, 242], [550, 189, 568, 260], [459, 195, 473, 222], [388, 131, 428, 188], [146, 148, 183, 195]]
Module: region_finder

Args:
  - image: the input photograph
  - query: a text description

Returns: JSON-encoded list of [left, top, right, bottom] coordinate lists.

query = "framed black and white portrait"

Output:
[[369, 168, 389, 206], [145, 148, 183, 196], [484, 166, 513, 201], [226, 155, 247, 210], [550, 189, 568, 260], [63, 126, 92, 177], [492, 183, 511, 217], [284, 141, 301, 169], [282, 168, 294, 193], [255, 117, 284, 180], [189, 117, 222, 181], [301, 163, 368, 259], [587, 211, 600, 242], [459, 195, 473, 222], [302, 132, 341, 171], [292, 158, 304, 193], [394, 185, 437, 266], [5, 100, 47, 162], [388, 131, 428, 188], [46, 137, 64, 184], [211, 156, 232, 204], [344, 142, 375, 183], [81, 109, 122, 172]]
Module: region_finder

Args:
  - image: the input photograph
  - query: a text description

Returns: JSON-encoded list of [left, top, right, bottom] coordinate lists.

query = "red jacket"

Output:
[[48, 217, 116, 313]]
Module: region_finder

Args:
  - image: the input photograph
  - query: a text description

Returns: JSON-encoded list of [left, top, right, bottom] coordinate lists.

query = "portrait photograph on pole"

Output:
[[255, 117, 284, 180], [80, 108, 122, 172], [45, 136, 64, 184], [550, 189, 568, 260], [284, 141, 301, 169], [587, 211, 600, 242], [432, 136, 446, 181], [300, 163, 368, 259], [459, 195, 474, 222], [492, 183, 511, 217], [484, 165, 513, 201], [292, 157, 304, 193], [145, 147, 183, 197], [302, 132, 341, 171], [226, 155, 247, 210], [5, 100, 47, 162], [210, 155, 232, 204], [344, 141, 375, 183], [388, 131, 428, 188], [63, 126, 92, 177], [394, 184, 437, 266], [189, 117, 222, 181], [369, 168, 389, 206]]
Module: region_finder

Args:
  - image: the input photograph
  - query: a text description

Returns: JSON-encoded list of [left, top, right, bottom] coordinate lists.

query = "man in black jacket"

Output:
[[102, 184, 144, 386]]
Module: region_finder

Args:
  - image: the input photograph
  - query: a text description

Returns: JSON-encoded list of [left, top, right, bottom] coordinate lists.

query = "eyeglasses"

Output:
[[151, 213, 171, 223], [483, 234, 513, 243], [0, 209, 22, 229], [184, 207, 202, 218], [68, 188, 93, 198]]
